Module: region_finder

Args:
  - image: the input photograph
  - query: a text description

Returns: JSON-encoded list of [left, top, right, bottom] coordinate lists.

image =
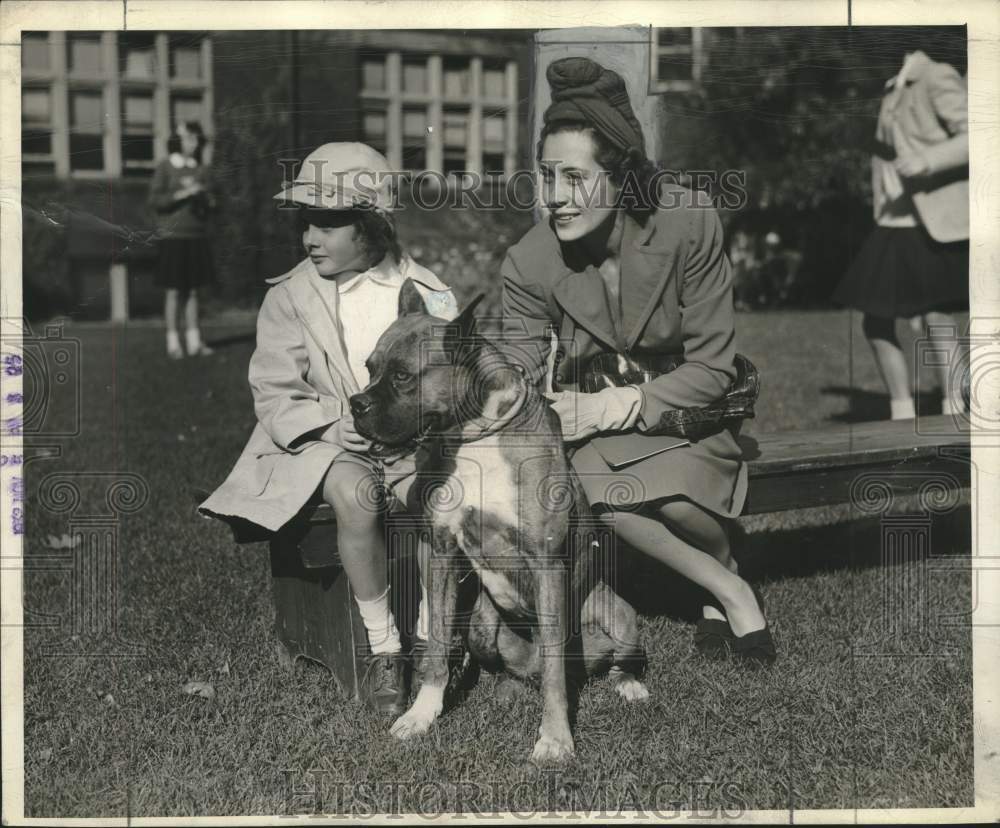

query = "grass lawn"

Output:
[[21, 309, 973, 816]]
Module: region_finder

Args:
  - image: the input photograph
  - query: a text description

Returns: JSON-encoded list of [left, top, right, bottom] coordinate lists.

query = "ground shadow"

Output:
[[204, 330, 256, 350], [822, 385, 942, 423]]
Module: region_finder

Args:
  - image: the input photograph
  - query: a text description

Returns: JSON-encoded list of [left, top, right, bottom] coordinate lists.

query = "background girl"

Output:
[[148, 121, 216, 358]]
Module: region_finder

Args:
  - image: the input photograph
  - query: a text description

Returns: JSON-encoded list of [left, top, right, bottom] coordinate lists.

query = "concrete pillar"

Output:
[[109, 262, 129, 323]]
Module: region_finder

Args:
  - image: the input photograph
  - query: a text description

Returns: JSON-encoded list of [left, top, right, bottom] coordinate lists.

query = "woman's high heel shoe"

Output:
[[732, 585, 776, 667], [694, 617, 734, 659]]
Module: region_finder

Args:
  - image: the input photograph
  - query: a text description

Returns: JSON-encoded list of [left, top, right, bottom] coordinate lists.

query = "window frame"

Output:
[[649, 27, 705, 94]]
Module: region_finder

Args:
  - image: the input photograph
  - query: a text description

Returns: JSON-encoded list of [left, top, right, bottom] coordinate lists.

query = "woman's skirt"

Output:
[[569, 426, 748, 519], [832, 225, 969, 319], [155, 237, 216, 291]]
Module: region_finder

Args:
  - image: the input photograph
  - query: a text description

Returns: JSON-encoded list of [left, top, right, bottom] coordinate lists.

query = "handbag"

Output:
[[580, 351, 760, 440]]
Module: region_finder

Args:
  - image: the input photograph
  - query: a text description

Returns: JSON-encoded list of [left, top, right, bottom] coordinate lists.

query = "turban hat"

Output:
[[542, 56, 646, 157]]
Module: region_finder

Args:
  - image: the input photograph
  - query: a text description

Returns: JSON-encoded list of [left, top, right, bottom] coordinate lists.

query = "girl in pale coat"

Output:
[[200, 143, 457, 714]]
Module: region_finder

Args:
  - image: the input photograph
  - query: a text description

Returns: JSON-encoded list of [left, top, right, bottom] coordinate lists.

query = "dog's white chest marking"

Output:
[[432, 436, 519, 540], [429, 435, 528, 613]]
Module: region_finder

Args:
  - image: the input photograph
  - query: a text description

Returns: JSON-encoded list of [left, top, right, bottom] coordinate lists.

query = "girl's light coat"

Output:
[[200, 256, 453, 531]]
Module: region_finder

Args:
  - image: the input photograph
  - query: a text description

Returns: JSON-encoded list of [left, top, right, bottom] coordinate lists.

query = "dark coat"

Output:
[[501, 188, 747, 517]]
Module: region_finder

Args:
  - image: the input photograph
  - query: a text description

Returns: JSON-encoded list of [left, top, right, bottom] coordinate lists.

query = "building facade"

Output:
[[20, 28, 705, 318]]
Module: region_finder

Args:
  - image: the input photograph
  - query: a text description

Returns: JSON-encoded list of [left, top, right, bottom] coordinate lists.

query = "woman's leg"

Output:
[[164, 289, 182, 358], [923, 311, 964, 414], [602, 504, 765, 637], [862, 313, 913, 419]]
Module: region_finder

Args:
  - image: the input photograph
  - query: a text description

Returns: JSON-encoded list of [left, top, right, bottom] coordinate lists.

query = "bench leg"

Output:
[[269, 535, 367, 699]]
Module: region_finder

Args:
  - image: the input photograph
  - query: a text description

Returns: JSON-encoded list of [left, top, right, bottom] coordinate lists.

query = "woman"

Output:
[[148, 121, 216, 359], [833, 48, 969, 419], [501, 57, 774, 664]]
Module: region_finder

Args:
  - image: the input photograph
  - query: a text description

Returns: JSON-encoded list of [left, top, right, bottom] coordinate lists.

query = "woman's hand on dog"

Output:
[[545, 387, 643, 442]]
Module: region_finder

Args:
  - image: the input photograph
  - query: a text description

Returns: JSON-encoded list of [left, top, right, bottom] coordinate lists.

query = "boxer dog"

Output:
[[350, 279, 648, 764]]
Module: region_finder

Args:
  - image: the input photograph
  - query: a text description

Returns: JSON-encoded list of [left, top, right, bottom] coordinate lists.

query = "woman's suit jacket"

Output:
[[874, 50, 969, 242], [501, 187, 748, 517], [200, 255, 453, 532]]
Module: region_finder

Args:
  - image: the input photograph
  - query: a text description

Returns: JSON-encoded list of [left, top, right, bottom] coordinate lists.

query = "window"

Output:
[[22, 33, 51, 72], [22, 87, 54, 165], [358, 50, 517, 181], [119, 32, 156, 79], [171, 94, 205, 126], [442, 107, 469, 175], [650, 27, 704, 93], [67, 33, 103, 76], [169, 35, 203, 80], [69, 90, 105, 172], [361, 54, 386, 92], [482, 61, 505, 100], [442, 57, 470, 98], [402, 106, 428, 170], [122, 92, 154, 174], [402, 58, 427, 95], [21, 32, 213, 179], [362, 105, 388, 155]]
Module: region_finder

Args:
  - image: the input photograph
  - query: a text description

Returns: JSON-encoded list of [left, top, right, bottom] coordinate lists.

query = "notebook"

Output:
[[591, 432, 690, 470]]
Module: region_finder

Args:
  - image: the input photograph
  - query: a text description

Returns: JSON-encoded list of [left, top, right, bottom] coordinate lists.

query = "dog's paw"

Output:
[[614, 677, 650, 703], [389, 689, 443, 740], [531, 733, 575, 765]]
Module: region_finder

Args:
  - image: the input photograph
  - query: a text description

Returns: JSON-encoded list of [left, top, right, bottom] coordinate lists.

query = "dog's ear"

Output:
[[397, 278, 429, 317], [443, 293, 485, 360]]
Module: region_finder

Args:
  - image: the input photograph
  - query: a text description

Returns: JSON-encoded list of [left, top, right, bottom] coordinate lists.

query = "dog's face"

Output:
[[350, 280, 482, 451]]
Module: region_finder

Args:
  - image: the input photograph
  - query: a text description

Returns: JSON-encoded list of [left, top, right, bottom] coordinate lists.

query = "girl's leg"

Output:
[[322, 460, 398, 650], [862, 313, 913, 419], [602, 505, 765, 637], [164, 289, 182, 358], [184, 289, 213, 356], [923, 311, 964, 414]]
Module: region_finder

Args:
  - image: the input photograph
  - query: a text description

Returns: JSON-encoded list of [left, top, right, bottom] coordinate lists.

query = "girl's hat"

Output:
[[543, 57, 646, 157], [274, 142, 395, 212]]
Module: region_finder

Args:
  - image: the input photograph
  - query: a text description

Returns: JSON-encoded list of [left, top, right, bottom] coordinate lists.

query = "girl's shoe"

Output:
[[732, 585, 776, 667], [693, 617, 734, 659], [359, 649, 407, 715]]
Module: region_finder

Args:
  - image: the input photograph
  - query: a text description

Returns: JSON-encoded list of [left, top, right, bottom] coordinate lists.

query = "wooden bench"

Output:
[[199, 414, 971, 698]]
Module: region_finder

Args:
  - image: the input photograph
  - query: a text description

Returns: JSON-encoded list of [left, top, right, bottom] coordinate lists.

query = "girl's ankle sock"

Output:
[[354, 587, 402, 655], [942, 395, 964, 416], [185, 328, 203, 353], [890, 397, 915, 420]]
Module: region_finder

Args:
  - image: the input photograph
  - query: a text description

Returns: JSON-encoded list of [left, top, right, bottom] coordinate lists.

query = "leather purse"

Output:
[[580, 352, 760, 440]]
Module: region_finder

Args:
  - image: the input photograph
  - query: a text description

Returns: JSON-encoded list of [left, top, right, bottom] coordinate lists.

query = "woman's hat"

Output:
[[543, 57, 646, 157], [274, 142, 395, 212]]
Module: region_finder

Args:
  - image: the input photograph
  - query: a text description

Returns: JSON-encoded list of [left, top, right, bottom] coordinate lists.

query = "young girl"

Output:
[[200, 143, 457, 714], [148, 121, 216, 359]]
